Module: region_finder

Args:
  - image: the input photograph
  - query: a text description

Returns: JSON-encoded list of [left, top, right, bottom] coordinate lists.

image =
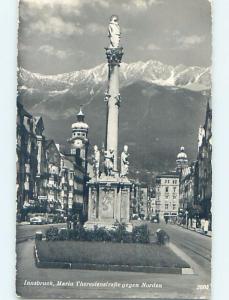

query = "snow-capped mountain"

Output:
[[18, 60, 211, 94], [17, 60, 211, 176]]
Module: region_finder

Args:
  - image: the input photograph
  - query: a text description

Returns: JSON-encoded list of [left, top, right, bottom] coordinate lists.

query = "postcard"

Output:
[[16, 1, 212, 299]]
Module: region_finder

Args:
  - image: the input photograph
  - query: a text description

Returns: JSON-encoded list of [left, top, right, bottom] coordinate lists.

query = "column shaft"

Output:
[[106, 65, 119, 170]]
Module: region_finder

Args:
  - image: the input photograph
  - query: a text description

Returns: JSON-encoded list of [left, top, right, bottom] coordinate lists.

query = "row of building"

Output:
[[16, 101, 90, 221], [178, 101, 212, 220], [131, 100, 212, 223]]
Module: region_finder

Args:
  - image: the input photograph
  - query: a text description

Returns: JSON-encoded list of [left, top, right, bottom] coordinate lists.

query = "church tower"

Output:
[[176, 146, 189, 177], [69, 107, 89, 167]]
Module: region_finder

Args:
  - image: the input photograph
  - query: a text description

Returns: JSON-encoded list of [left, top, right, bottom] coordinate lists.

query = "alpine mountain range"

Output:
[[17, 59, 211, 180]]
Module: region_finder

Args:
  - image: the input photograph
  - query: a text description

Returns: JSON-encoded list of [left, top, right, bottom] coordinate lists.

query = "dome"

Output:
[[71, 122, 89, 129], [177, 146, 187, 159]]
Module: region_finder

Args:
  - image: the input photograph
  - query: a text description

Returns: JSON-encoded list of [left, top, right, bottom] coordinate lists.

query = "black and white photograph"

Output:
[[16, 0, 212, 299]]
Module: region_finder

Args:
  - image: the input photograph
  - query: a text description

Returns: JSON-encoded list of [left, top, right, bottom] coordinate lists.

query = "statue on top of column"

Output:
[[108, 15, 121, 48], [121, 145, 129, 177]]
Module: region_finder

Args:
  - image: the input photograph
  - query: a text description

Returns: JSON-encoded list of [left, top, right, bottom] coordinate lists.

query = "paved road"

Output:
[[147, 222, 211, 280], [16, 223, 66, 243], [16, 222, 211, 299]]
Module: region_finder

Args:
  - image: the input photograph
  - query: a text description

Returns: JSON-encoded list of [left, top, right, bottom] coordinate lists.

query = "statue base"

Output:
[[84, 175, 133, 232]]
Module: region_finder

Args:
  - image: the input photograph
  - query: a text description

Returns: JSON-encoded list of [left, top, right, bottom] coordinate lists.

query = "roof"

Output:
[[156, 172, 179, 179], [177, 146, 188, 159], [72, 122, 89, 129], [17, 101, 32, 118], [63, 158, 74, 170], [77, 107, 85, 116]]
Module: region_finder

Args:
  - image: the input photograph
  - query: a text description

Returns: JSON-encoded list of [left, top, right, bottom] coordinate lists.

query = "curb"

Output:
[[177, 225, 212, 238], [34, 243, 189, 275]]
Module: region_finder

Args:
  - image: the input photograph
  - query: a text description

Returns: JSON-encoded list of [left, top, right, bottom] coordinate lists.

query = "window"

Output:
[[165, 195, 168, 199], [168, 180, 170, 184], [165, 204, 168, 210], [77, 133, 80, 136], [173, 195, 176, 199], [173, 187, 176, 192], [173, 204, 176, 210], [165, 187, 169, 192]]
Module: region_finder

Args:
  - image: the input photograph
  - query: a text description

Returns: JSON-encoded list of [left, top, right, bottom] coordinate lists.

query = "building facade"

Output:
[[67, 108, 90, 221], [155, 173, 180, 219], [16, 102, 38, 220], [16, 102, 90, 222], [197, 101, 212, 219]]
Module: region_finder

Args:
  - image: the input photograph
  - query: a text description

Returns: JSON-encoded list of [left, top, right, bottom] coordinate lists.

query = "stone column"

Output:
[[105, 47, 123, 171]]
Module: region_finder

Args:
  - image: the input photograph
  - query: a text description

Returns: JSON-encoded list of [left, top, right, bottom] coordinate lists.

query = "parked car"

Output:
[[151, 215, 159, 223], [30, 215, 46, 225], [132, 214, 139, 220]]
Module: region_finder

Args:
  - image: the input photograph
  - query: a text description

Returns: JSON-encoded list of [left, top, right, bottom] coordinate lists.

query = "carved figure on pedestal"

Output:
[[104, 149, 114, 176], [121, 145, 129, 177], [108, 15, 121, 48], [93, 145, 100, 178]]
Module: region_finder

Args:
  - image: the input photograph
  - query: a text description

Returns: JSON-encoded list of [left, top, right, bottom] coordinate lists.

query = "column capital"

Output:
[[105, 47, 124, 66]]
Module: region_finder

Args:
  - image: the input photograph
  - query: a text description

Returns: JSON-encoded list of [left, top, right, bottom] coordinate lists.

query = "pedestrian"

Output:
[[67, 214, 71, 229], [201, 218, 205, 232], [204, 219, 209, 235]]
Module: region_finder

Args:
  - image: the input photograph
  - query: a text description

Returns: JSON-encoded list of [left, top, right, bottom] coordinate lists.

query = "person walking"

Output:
[[204, 219, 209, 235]]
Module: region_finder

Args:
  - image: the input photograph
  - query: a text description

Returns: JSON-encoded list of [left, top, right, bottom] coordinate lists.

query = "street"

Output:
[[16, 222, 211, 299], [16, 223, 66, 243]]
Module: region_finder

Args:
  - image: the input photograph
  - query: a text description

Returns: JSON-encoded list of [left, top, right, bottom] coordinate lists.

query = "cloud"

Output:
[[169, 30, 205, 49], [137, 43, 160, 51], [147, 43, 161, 50], [179, 35, 205, 49], [29, 17, 83, 37], [86, 23, 105, 34], [21, 0, 108, 10], [121, 0, 162, 12], [38, 45, 74, 59]]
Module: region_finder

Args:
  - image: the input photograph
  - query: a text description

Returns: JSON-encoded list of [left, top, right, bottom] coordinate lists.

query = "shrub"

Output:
[[58, 228, 69, 241], [93, 226, 112, 242], [122, 232, 132, 243], [45, 226, 59, 241], [112, 222, 128, 242], [45, 223, 151, 244], [156, 229, 170, 245], [132, 224, 150, 244]]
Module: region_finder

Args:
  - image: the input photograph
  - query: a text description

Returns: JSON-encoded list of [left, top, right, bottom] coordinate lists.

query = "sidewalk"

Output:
[[177, 224, 212, 238], [16, 221, 30, 225]]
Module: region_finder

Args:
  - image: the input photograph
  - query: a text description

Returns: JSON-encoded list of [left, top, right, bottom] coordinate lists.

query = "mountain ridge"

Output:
[[18, 59, 211, 93], [17, 60, 210, 178]]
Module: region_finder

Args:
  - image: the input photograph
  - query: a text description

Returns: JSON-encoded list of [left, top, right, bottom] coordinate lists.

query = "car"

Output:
[[151, 215, 159, 223], [30, 215, 46, 225], [132, 214, 139, 220]]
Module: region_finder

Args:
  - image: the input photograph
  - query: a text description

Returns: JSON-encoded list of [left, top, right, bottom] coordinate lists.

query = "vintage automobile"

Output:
[[30, 214, 47, 225]]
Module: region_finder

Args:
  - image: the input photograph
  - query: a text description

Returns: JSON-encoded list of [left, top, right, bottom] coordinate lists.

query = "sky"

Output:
[[18, 0, 212, 74]]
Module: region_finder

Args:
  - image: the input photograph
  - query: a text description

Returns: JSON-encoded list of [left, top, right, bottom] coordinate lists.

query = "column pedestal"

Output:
[[84, 175, 133, 232]]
